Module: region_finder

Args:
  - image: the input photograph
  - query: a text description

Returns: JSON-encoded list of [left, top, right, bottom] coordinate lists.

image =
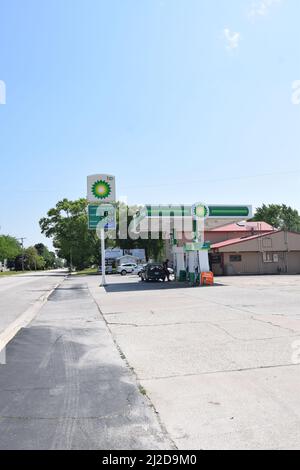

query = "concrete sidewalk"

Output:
[[88, 274, 300, 450], [0, 276, 173, 450]]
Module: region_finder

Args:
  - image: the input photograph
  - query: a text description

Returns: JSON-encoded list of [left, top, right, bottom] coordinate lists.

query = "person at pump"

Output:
[[163, 259, 170, 282]]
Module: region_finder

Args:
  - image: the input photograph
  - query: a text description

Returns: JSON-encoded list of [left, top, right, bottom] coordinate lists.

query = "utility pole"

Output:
[[69, 247, 73, 273], [18, 238, 26, 272]]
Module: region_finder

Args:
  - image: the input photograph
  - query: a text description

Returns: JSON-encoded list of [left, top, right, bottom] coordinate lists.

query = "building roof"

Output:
[[208, 221, 274, 233], [211, 231, 277, 250]]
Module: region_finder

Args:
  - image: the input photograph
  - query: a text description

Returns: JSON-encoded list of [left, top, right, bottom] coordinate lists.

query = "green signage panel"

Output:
[[208, 206, 250, 217], [88, 205, 116, 230]]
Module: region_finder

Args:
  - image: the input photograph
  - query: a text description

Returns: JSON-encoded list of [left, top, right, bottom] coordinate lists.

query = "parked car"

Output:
[[140, 263, 166, 282], [133, 264, 147, 276], [99, 265, 113, 274], [117, 263, 138, 276]]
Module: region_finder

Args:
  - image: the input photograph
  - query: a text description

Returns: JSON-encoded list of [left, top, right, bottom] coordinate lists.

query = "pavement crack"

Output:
[[209, 321, 300, 342], [250, 315, 298, 334], [209, 322, 240, 341], [141, 362, 300, 382], [107, 320, 300, 343]]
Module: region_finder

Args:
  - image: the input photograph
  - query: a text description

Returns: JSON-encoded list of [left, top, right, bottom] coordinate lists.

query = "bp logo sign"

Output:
[[191, 203, 209, 220], [92, 180, 112, 200], [87, 174, 116, 203]]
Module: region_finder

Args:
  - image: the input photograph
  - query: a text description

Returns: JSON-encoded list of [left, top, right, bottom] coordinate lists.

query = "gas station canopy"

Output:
[[138, 204, 252, 231]]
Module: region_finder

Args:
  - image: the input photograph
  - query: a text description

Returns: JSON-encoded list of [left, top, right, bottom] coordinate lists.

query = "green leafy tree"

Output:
[[0, 235, 21, 263], [34, 243, 56, 269], [14, 246, 45, 271], [253, 204, 300, 232], [25, 247, 38, 270], [26, 247, 46, 270], [39, 198, 99, 270]]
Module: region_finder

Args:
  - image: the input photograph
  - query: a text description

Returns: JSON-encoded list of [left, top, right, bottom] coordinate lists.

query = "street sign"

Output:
[[88, 205, 116, 230], [87, 174, 116, 204]]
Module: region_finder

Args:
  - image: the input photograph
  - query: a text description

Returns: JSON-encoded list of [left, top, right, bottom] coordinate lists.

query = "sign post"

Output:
[[100, 227, 106, 287], [87, 174, 116, 287]]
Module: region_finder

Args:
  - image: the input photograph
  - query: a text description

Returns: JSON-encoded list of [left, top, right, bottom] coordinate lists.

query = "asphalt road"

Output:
[[0, 274, 173, 450], [0, 270, 66, 337]]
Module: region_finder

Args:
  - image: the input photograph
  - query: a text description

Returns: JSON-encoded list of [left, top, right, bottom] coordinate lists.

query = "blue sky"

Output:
[[0, 0, 300, 247]]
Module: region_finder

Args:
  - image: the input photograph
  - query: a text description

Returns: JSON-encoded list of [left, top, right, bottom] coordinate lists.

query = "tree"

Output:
[[14, 246, 45, 271], [40, 199, 166, 270], [39, 199, 99, 270], [252, 204, 300, 232], [0, 235, 21, 263], [34, 243, 56, 269]]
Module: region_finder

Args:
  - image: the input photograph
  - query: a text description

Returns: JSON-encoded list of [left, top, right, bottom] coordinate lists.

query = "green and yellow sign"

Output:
[[88, 205, 116, 231], [87, 174, 116, 204]]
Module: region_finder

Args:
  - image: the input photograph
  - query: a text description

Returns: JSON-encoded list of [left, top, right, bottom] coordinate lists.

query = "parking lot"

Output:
[[89, 274, 300, 450]]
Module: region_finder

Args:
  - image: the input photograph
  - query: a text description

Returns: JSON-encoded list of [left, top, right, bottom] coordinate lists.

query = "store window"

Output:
[[230, 255, 242, 262], [262, 238, 272, 248], [210, 254, 222, 264]]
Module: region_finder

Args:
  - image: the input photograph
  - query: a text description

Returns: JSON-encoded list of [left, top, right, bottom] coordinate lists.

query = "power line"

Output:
[[119, 169, 300, 191]]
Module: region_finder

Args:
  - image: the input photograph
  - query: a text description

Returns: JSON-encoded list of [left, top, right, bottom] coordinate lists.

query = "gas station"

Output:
[[136, 204, 253, 284], [87, 174, 252, 286]]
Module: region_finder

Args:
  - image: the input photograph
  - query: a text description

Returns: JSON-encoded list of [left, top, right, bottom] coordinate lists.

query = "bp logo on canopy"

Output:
[[191, 203, 209, 220]]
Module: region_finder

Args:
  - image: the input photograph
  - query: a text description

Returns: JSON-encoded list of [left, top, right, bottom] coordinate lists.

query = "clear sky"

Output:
[[0, 0, 300, 248]]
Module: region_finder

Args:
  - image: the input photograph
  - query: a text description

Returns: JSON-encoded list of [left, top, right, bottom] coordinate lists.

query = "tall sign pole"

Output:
[[87, 174, 116, 287], [100, 227, 106, 286]]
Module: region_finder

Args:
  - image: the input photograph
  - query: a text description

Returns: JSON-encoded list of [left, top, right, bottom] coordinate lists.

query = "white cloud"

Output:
[[292, 81, 300, 105], [0, 80, 6, 105], [223, 28, 241, 50], [249, 0, 282, 18]]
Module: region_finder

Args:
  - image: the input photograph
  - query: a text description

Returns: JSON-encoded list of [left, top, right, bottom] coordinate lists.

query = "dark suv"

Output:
[[140, 263, 166, 282]]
